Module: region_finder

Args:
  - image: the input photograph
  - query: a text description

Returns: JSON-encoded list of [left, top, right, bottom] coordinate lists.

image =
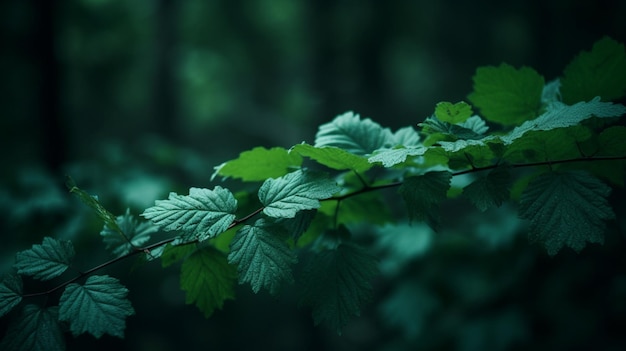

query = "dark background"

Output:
[[1, 0, 625, 350]]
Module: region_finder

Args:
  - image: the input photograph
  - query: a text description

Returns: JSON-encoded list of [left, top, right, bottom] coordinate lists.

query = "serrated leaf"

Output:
[[291, 144, 372, 172], [0, 273, 22, 317], [315, 111, 394, 155], [463, 167, 512, 211], [228, 219, 297, 294], [368, 146, 428, 168], [272, 209, 317, 242], [518, 171, 614, 255], [392, 126, 421, 146], [435, 101, 473, 123], [212, 147, 303, 181], [419, 116, 485, 140], [468, 63, 544, 126], [160, 243, 197, 267], [398, 171, 452, 230], [14, 237, 74, 281], [502, 98, 626, 144], [59, 275, 135, 338], [300, 242, 378, 334], [180, 246, 237, 317], [142, 186, 237, 242], [0, 305, 64, 351], [561, 37, 626, 104], [101, 209, 158, 257], [66, 177, 123, 236], [503, 125, 592, 163], [259, 170, 340, 218]]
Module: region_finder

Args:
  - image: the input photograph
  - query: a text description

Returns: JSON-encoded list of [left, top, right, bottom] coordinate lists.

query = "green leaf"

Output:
[[59, 275, 135, 338], [142, 186, 237, 242], [272, 209, 317, 242], [300, 242, 378, 334], [398, 171, 452, 230], [503, 125, 591, 163], [291, 143, 372, 172], [419, 116, 486, 140], [0, 305, 64, 351], [561, 37, 626, 104], [228, 219, 297, 294], [463, 167, 512, 211], [212, 147, 303, 181], [501, 98, 626, 144], [468, 63, 544, 126], [518, 171, 615, 255], [259, 170, 340, 218], [434, 101, 473, 123], [180, 246, 237, 317], [101, 209, 158, 257], [598, 126, 626, 156], [315, 111, 394, 155], [0, 273, 22, 317], [14, 237, 74, 281], [160, 243, 197, 267], [319, 193, 392, 226], [66, 177, 123, 236], [392, 126, 421, 146], [368, 146, 428, 168]]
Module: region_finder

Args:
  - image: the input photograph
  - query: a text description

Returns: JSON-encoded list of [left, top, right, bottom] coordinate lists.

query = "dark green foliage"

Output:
[[2, 37, 626, 350]]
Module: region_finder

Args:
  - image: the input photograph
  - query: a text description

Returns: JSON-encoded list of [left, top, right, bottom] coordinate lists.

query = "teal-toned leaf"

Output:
[[259, 170, 340, 218], [14, 237, 74, 281], [300, 242, 378, 334], [66, 177, 123, 236], [459, 115, 489, 135], [379, 281, 440, 340], [101, 209, 158, 257], [0, 305, 64, 351], [160, 243, 197, 267], [419, 116, 485, 140], [502, 98, 626, 144], [180, 246, 237, 317], [0, 273, 22, 317], [212, 146, 303, 181], [398, 171, 452, 230], [228, 219, 297, 294], [518, 171, 615, 255], [468, 63, 544, 126], [503, 125, 592, 163], [542, 79, 562, 104], [463, 167, 512, 211], [368, 146, 428, 168], [392, 126, 421, 146], [291, 143, 372, 172], [435, 101, 473, 124], [561, 37, 626, 104], [142, 186, 237, 242], [272, 209, 317, 242], [59, 275, 135, 338], [315, 111, 394, 155]]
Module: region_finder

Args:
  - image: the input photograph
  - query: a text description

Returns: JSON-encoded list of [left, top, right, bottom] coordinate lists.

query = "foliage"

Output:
[[1, 37, 626, 350]]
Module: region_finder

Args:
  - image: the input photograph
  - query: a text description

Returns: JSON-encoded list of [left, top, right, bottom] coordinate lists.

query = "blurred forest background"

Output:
[[1, 0, 626, 350]]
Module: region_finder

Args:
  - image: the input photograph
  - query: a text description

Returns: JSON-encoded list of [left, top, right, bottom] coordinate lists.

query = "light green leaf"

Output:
[[392, 126, 421, 146], [501, 98, 626, 144], [180, 246, 237, 317], [59, 275, 135, 338], [291, 143, 372, 172], [463, 167, 512, 211], [0, 273, 22, 318], [518, 171, 614, 255], [160, 243, 197, 268], [300, 242, 378, 334], [561, 37, 626, 104], [315, 111, 394, 155], [468, 63, 544, 126], [398, 171, 452, 230], [259, 170, 340, 218], [435, 101, 473, 123], [368, 146, 428, 168], [0, 305, 64, 351], [319, 193, 392, 226], [228, 219, 297, 294], [142, 186, 237, 242], [212, 147, 303, 181], [101, 209, 158, 257], [14, 237, 74, 281], [66, 177, 123, 236]]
